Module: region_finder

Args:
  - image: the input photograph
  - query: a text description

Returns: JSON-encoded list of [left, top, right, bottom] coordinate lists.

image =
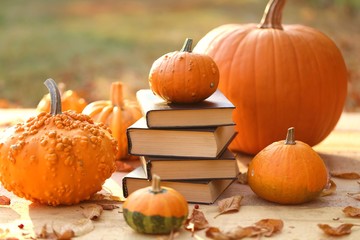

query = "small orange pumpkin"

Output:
[[149, 38, 219, 103], [36, 82, 87, 113], [0, 79, 117, 206], [82, 82, 142, 161], [247, 127, 329, 204]]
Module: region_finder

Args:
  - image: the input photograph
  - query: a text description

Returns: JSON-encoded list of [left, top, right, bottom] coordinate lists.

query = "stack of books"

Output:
[[122, 89, 238, 204]]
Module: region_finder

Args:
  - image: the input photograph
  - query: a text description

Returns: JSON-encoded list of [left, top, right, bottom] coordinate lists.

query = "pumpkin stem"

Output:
[[151, 174, 162, 193], [180, 38, 193, 53], [110, 82, 124, 108], [258, 0, 285, 30], [44, 78, 62, 115], [285, 127, 296, 145]]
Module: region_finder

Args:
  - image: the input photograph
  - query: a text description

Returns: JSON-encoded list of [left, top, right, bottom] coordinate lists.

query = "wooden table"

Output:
[[0, 110, 360, 239]]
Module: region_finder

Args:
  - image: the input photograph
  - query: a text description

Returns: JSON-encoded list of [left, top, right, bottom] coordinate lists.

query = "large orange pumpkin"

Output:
[[194, 0, 348, 154], [82, 82, 142, 161]]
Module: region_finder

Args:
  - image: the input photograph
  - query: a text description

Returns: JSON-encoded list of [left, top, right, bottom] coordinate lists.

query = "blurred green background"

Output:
[[1, 0, 359, 111]]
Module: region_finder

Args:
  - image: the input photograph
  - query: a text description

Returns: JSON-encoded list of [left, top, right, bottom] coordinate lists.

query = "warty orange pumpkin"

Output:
[[0, 79, 117, 206], [247, 127, 329, 204], [194, 0, 348, 154], [149, 38, 219, 103], [82, 81, 142, 161]]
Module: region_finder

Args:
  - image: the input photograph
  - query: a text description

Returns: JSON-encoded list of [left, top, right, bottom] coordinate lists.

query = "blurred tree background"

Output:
[[0, 0, 359, 111]]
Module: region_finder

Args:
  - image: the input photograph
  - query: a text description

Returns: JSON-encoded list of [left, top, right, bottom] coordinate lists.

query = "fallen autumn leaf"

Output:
[[215, 195, 243, 218], [343, 206, 360, 217], [318, 223, 360, 236]]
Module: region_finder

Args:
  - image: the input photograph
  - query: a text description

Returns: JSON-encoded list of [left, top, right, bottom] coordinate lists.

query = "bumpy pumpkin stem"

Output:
[[44, 78, 62, 115], [259, 0, 286, 30], [110, 82, 124, 108], [151, 174, 162, 193], [180, 38, 193, 53], [285, 127, 296, 145]]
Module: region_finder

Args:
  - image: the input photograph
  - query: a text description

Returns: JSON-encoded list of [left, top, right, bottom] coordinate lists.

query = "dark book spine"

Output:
[[122, 178, 129, 198], [146, 160, 153, 180]]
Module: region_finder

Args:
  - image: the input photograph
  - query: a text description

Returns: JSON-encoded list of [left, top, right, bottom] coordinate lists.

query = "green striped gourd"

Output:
[[122, 175, 188, 234]]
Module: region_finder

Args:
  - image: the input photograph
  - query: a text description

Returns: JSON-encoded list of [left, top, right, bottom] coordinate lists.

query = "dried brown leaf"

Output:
[[88, 193, 122, 203], [343, 206, 360, 217], [347, 192, 360, 201], [237, 172, 248, 184], [206, 225, 266, 240], [184, 206, 209, 235], [37, 224, 49, 239], [318, 223, 360, 236], [330, 172, 360, 179], [205, 227, 230, 240], [0, 195, 11, 205], [321, 179, 337, 197], [53, 229, 75, 240], [60, 218, 94, 237], [98, 204, 120, 210], [81, 204, 103, 220], [254, 218, 284, 237], [215, 195, 243, 218]]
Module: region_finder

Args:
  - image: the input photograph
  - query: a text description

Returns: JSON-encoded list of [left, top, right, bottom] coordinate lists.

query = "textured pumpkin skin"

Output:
[[0, 111, 117, 206], [82, 82, 142, 160], [247, 132, 328, 204], [149, 38, 219, 103], [123, 185, 188, 234], [37, 90, 87, 113], [193, 0, 348, 154]]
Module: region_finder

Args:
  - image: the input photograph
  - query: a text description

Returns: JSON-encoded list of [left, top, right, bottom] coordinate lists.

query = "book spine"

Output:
[[146, 161, 153, 180], [122, 178, 130, 198], [126, 129, 133, 155]]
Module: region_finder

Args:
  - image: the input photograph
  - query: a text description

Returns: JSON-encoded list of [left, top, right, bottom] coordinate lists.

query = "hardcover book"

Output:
[[136, 89, 235, 128], [122, 166, 235, 204], [140, 149, 238, 180], [127, 118, 237, 158]]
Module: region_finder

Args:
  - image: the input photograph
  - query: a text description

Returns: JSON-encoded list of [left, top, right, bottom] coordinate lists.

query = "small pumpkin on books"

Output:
[[82, 81, 142, 166], [122, 174, 188, 234], [247, 127, 329, 205], [149, 38, 220, 103], [36, 82, 87, 113], [0, 79, 117, 206]]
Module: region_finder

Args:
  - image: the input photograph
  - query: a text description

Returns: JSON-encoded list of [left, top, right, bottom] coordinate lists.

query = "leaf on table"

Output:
[[254, 219, 284, 237], [81, 204, 103, 220], [330, 172, 360, 179], [215, 195, 243, 218], [237, 172, 248, 184], [321, 179, 337, 197], [206, 225, 269, 239], [98, 203, 120, 210], [53, 229, 75, 240], [0, 195, 11, 205], [317, 223, 360, 236], [184, 206, 209, 235], [88, 193, 123, 203], [59, 218, 94, 237], [206, 218, 283, 239], [347, 192, 360, 201], [343, 206, 360, 217]]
